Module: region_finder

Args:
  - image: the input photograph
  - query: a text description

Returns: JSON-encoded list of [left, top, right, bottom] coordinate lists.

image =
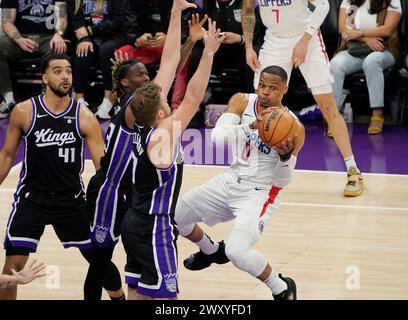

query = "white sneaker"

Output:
[[95, 98, 112, 120], [77, 97, 89, 107], [0, 97, 14, 119]]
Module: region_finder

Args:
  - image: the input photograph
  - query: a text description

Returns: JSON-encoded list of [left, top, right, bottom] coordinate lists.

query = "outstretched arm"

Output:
[[148, 19, 224, 169], [0, 260, 46, 289], [176, 13, 207, 75], [154, 0, 197, 97]]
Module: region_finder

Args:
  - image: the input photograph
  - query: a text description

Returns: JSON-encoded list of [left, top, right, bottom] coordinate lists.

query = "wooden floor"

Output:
[[1, 162, 408, 300]]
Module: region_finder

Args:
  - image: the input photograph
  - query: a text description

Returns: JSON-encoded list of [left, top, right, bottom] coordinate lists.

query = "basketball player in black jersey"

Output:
[[0, 53, 122, 300], [121, 16, 224, 299], [83, 12, 207, 300]]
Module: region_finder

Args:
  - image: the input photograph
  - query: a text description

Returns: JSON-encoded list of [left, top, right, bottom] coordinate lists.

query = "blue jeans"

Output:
[[330, 50, 395, 109]]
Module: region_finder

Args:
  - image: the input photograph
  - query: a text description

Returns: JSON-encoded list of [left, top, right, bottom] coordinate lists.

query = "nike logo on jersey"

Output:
[[74, 191, 82, 199], [37, 114, 48, 118], [255, 187, 268, 191], [34, 128, 77, 147], [243, 113, 253, 117]]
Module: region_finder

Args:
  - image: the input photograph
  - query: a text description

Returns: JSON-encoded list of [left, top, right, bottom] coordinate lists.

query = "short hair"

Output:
[[41, 53, 71, 74], [260, 65, 288, 83], [130, 83, 162, 126]]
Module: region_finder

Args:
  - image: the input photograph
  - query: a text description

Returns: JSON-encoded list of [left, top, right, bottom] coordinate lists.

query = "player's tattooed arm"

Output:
[[241, 0, 255, 50], [2, 8, 22, 41]]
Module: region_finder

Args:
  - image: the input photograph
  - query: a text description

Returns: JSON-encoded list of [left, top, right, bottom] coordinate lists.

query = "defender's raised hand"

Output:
[[202, 18, 225, 55], [188, 13, 208, 43]]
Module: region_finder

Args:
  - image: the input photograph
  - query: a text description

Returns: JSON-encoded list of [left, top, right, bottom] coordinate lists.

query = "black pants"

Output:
[[0, 34, 53, 94], [73, 37, 124, 93], [188, 43, 255, 93]]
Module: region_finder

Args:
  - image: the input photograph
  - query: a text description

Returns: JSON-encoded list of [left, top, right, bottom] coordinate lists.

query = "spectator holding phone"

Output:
[[117, 0, 193, 109]]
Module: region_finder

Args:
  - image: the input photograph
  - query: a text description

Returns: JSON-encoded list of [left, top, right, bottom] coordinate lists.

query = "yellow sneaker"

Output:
[[343, 166, 364, 197]]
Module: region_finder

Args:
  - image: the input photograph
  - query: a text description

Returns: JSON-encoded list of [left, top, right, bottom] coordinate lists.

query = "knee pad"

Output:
[[225, 233, 267, 278], [175, 198, 200, 237]]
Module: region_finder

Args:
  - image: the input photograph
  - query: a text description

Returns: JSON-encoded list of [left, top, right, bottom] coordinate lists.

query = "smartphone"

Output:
[[147, 33, 157, 40]]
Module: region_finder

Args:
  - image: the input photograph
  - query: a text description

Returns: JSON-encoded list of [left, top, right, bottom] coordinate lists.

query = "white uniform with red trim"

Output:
[[180, 94, 291, 240], [254, 0, 334, 92]]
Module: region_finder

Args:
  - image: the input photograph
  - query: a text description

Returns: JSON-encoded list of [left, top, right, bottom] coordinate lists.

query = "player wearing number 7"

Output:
[[0, 53, 122, 300], [242, 0, 365, 197]]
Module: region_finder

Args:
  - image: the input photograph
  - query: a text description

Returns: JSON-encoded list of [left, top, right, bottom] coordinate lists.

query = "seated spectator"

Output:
[[117, 0, 193, 110], [0, 0, 67, 118], [67, 0, 125, 119], [330, 0, 402, 134], [187, 0, 264, 94]]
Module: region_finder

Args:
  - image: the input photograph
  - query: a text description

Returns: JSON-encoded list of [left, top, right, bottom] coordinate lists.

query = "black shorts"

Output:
[[86, 169, 132, 246], [4, 185, 91, 255], [121, 209, 179, 298]]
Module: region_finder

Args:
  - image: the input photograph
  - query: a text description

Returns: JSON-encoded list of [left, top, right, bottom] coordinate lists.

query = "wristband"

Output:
[[279, 151, 293, 162]]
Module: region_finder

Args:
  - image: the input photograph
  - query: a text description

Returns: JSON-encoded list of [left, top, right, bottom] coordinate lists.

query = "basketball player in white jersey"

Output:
[[242, 0, 364, 197], [175, 66, 304, 300]]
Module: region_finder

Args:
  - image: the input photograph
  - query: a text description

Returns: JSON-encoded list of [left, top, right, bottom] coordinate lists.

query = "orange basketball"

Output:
[[258, 107, 299, 147]]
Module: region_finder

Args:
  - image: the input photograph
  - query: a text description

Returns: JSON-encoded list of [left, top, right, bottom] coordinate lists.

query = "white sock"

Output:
[[264, 271, 287, 295], [4, 91, 15, 104], [195, 233, 219, 255], [344, 156, 358, 171]]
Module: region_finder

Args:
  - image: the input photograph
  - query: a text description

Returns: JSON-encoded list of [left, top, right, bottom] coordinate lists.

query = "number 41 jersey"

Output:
[[20, 94, 84, 194]]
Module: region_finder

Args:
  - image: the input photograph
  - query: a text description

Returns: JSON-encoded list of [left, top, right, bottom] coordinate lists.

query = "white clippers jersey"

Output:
[[229, 94, 282, 186], [258, 0, 312, 37]]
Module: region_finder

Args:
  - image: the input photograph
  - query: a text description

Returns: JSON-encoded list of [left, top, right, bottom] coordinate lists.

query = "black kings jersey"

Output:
[[131, 125, 184, 216], [100, 93, 134, 191], [19, 94, 84, 194]]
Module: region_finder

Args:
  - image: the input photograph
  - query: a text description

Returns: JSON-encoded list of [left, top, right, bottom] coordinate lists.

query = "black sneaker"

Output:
[[272, 274, 297, 300], [183, 240, 230, 271]]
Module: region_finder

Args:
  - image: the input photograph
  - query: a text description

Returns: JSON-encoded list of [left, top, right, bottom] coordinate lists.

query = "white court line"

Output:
[[1, 188, 406, 212], [281, 202, 408, 212], [9, 160, 408, 178], [4, 161, 407, 212], [183, 164, 408, 178]]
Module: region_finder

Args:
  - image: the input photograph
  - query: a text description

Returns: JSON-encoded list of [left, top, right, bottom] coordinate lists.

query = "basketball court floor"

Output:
[[0, 118, 407, 300]]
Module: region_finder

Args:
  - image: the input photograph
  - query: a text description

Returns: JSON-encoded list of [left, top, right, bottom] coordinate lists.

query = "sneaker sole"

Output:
[[344, 190, 364, 197]]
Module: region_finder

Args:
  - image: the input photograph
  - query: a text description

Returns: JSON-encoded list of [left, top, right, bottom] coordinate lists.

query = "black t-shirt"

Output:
[[1, 0, 56, 35]]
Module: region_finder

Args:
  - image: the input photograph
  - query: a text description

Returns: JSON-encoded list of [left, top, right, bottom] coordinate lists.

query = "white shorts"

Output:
[[254, 30, 334, 94], [182, 169, 281, 238]]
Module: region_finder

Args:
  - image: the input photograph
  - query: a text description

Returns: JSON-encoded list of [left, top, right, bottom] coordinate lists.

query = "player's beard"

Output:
[[48, 81, 71, 98]]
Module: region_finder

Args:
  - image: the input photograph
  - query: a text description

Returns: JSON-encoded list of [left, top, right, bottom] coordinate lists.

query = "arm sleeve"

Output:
[[272, 155, 297, 188], [306, 0, 330, 35], [211, 113, 251, 146], [89, 0, 125, 37]]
